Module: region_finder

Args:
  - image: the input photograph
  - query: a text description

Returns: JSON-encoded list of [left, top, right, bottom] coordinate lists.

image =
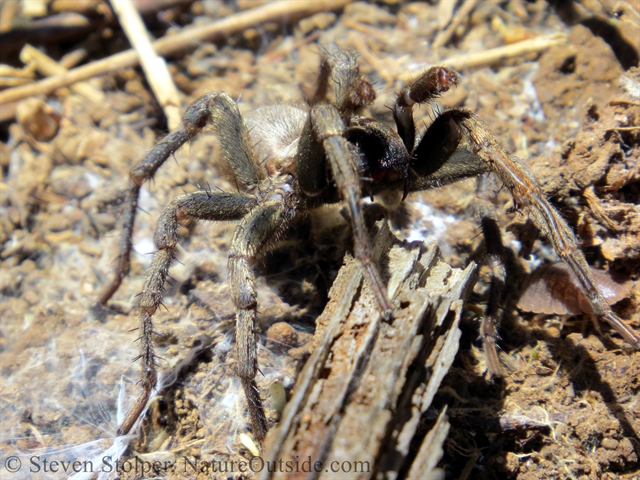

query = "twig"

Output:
[[19, 45, 105, 103], [0, 0, 19, 33], [398, 33, 567, 83], [59, 49, 88, 68], [0, 12, 94, 56], [606, 126, 640, 131], [583, 186, 619, 232], [342, 17, 387, 41], [0, 77, 33, 87], [111, 0, 181, 129], [348, 31, 395, 85], [443, 33, 567, 70], [264, 30, 321, 62], [432, 0, 479, 49], [609, 100, 640, 107], [437, 0, 456, 29], [0, 0, 352, 108], [0, 48, 88, 123]]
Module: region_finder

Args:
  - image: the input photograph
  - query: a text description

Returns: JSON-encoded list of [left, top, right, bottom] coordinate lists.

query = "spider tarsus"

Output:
[[118, 389, 152, 436], [243, 378, 268, 442], [97, 275, 123, 306]]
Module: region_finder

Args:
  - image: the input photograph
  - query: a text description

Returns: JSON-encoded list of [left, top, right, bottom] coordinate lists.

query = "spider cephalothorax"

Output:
[[100, 47, 639, 442]]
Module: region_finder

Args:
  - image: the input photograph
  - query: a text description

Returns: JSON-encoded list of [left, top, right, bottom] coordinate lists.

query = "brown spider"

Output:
[[99, 47, 639, 442]]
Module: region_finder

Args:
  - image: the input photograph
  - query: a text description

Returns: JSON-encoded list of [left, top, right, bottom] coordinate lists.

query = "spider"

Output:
[[99, 47, 640, 442]]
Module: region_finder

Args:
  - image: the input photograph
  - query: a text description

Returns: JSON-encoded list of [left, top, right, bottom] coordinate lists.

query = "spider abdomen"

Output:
[[245, 104, 307, 177]]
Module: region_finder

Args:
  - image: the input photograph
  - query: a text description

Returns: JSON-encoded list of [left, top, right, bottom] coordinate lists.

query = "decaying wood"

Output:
[[261, 224, 477, 480]]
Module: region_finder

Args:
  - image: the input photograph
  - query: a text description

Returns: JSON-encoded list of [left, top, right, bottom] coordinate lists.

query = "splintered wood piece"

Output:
[[261, 224, 477, 480], [406, 408, 450, 480]]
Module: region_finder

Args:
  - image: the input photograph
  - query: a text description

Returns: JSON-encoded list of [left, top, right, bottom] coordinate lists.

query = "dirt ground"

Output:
[[1, 1, 639, 479]]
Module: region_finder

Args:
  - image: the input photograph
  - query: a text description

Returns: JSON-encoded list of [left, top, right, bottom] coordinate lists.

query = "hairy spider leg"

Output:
[[229, 197, 299, 441], [98, 92, 264, 306], [298, 103, 394, 320], [118, 190, 257, 435], [390, 69, 639, 352], [456, 112, 639, 348]]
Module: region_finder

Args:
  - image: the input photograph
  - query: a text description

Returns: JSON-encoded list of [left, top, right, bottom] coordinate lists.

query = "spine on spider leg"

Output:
[[97, 111, 201, 306], [229, 245, 268, 441], [118, 213, 177, 434], [458, 112, 639, 348]]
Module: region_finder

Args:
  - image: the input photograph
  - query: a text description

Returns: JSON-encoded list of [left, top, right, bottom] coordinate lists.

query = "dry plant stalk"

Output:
[[442, 33, 567, 71], [583, 185, 619, 231], [348, 31, 395, 85], [344, 28, 565, 89], [111, 0, 181, 129], [19, 44, 105, 103], [432, 0, 479, 49], [0, 0, 352, 108], [395, 33, 567, 84], [261, 225, 476, 480]]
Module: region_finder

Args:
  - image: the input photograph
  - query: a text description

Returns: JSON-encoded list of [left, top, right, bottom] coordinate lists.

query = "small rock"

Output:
[[49, 165, 94, 199], [267, 322, 298, 351], [16, 99, 60, 142]]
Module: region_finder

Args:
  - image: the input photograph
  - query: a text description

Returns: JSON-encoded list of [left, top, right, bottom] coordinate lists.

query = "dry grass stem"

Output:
[[0, 0, 19, 32], [342, 17, 388, 41], [432, 0, 479, 50], [583, 186, 619, 231], [59, 48, 88, 69], [443, 33, 567, 70], [19, 44, 105, 104], [609, 100, 640, 107], [348, 31, 395, 85], [397, 33, 568, 83], [0, 0, 352, 109], [111, 0, 181, 129], [437, 0, 456, 29], [607, 125, 640, 131], [264, 30, 322, 62]]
